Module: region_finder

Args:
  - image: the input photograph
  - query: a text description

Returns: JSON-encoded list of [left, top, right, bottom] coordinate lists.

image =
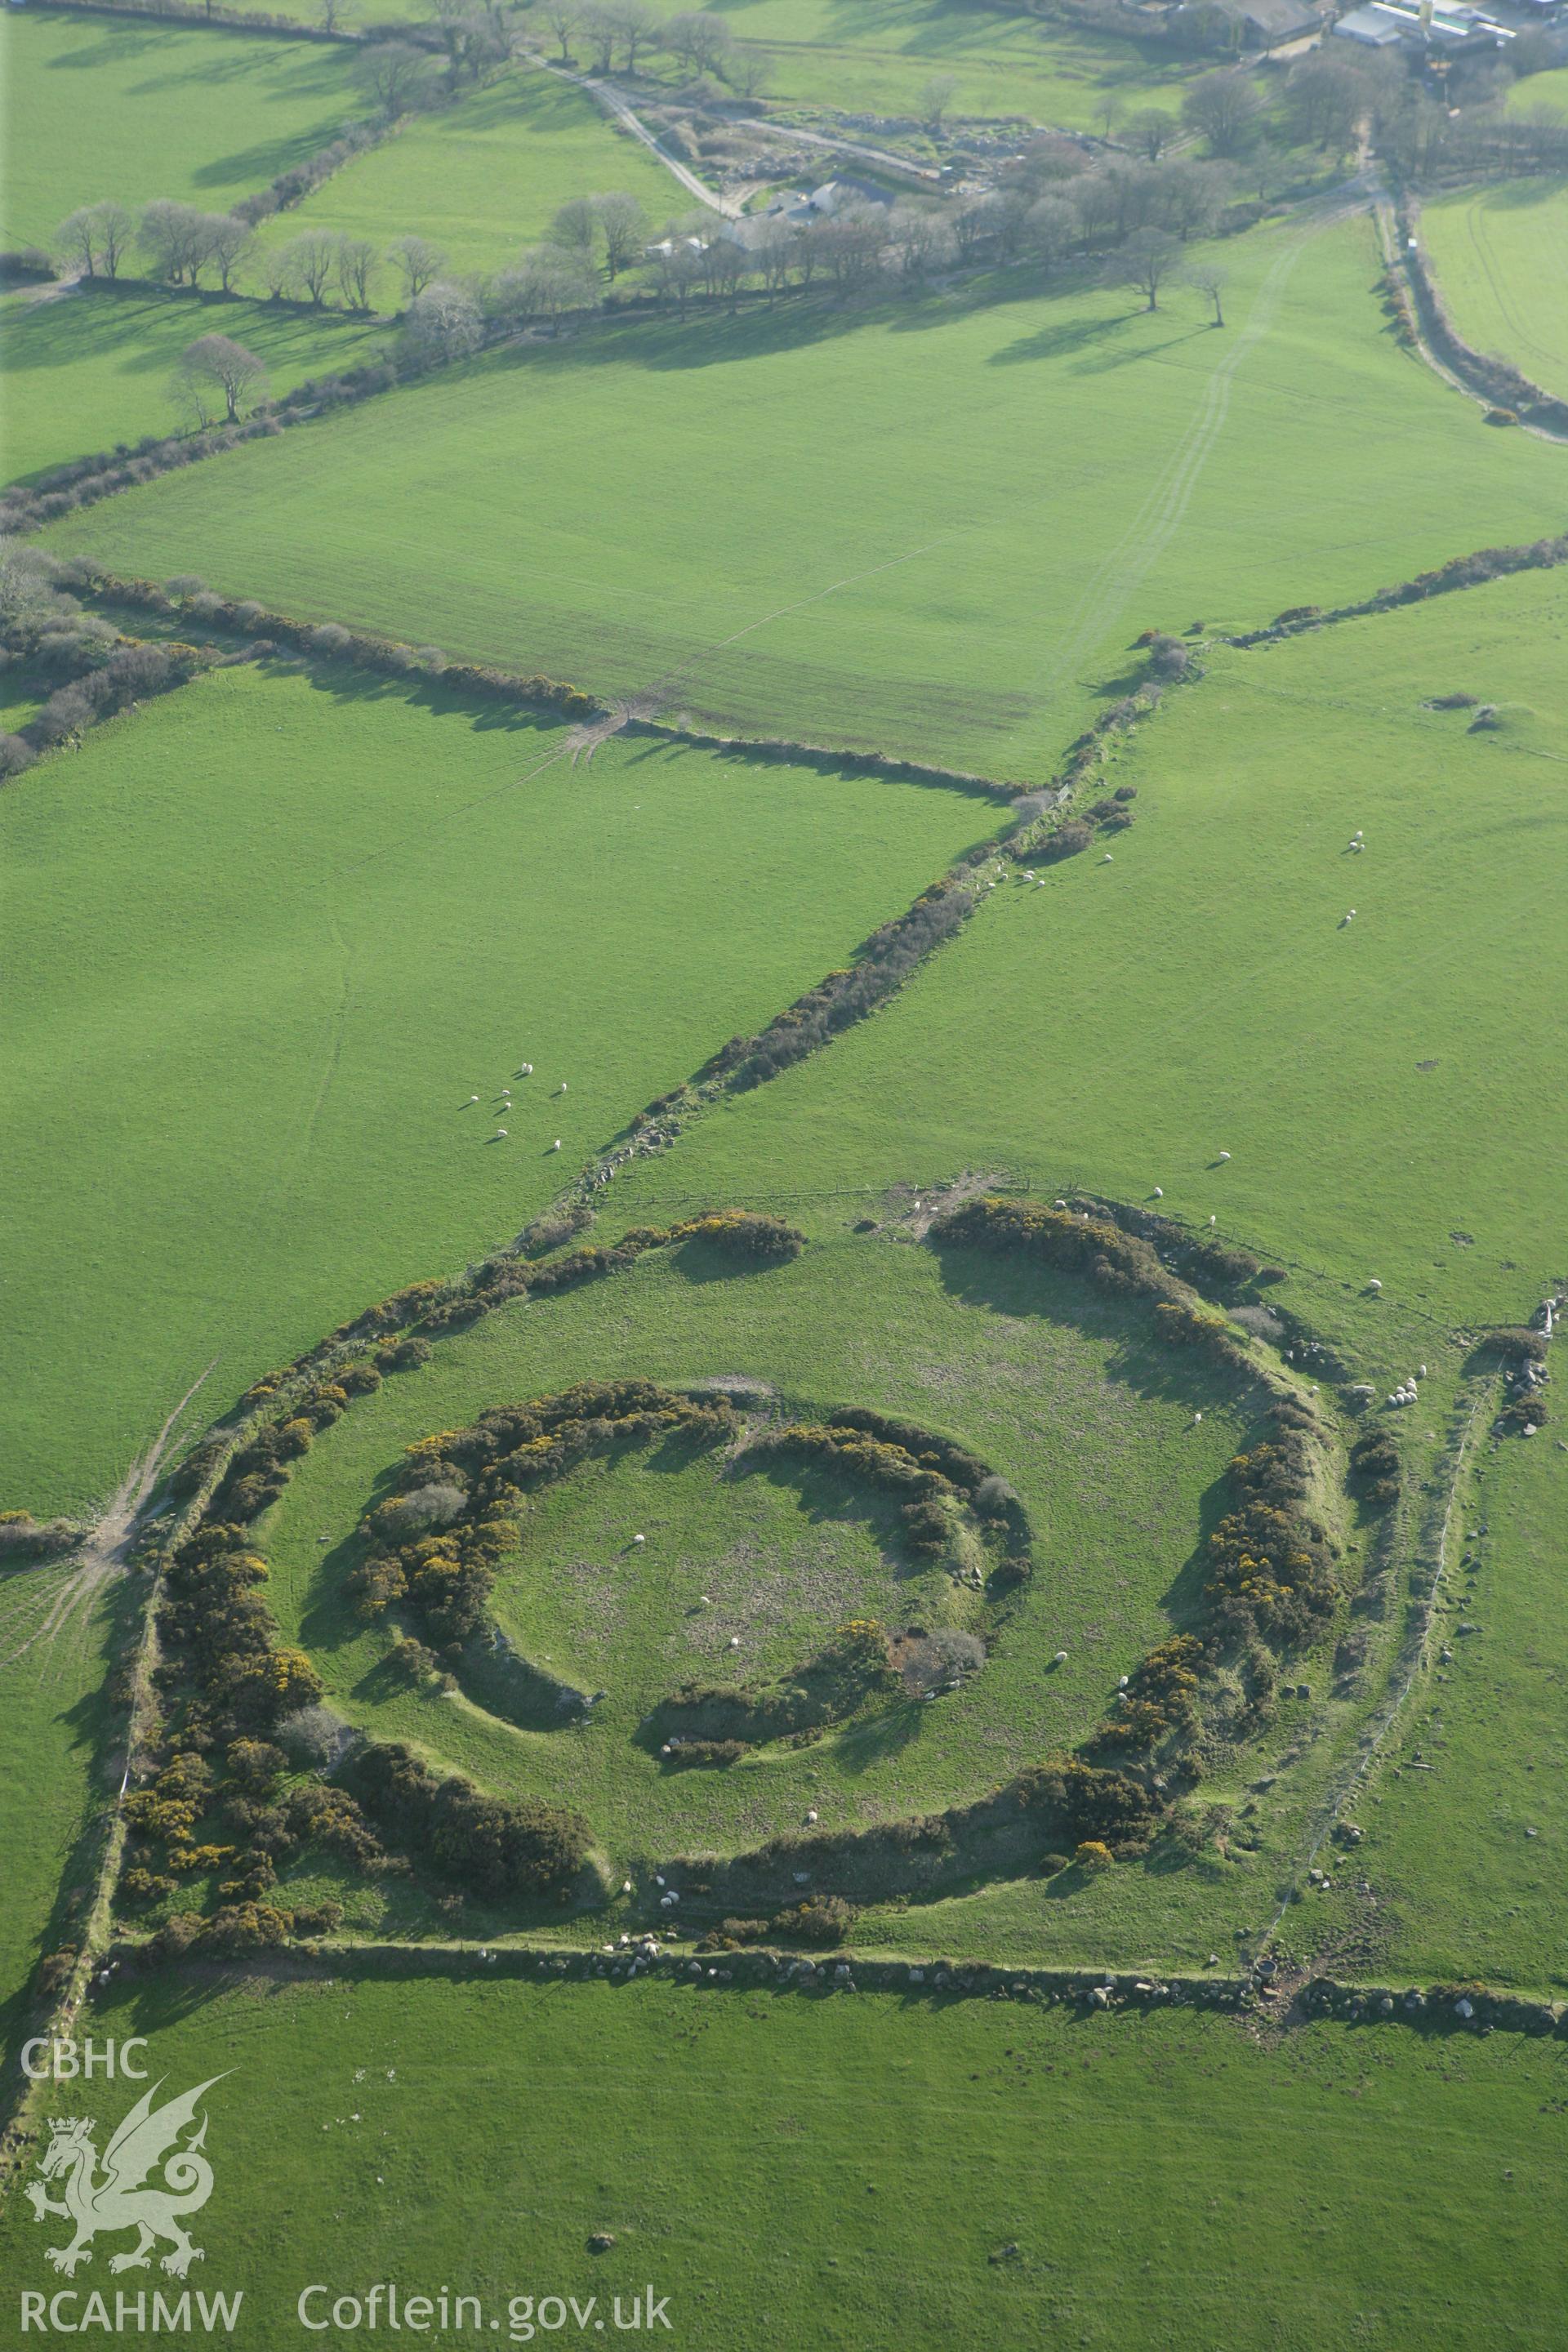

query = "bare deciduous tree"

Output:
[[666, 10, 733, 77], [919, 74, 958, 132], [355, 40, 440, 118], [749, 215, 795, 298], [729, 46, 771, 100], [1124, 106, 1176, 162], [400, 278, 483, 362], [274, 230, 341, 306], [816, 205, 890, 296], [539, 0, 581, 56], [205, 214, 254, 292], [336, 235, 379, 310], [645, 232, 705, 315], [1182, 69, 1263, 158], [1105, 224, 1180, 310], [492, 243, 601, 327], [550, 197, 599, 256], [138, 200, 209, 286], [1024, 193, 1076, 268], [593, 189, 648, 279], [1187, 260, 1226, 325], [57, 200, 136, 280], [388, 234, 448, 301], [172, 332, 270, 425]]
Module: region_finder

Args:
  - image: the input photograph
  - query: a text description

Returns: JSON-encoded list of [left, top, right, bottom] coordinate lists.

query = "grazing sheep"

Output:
[[551, 1138, 562, 1152], [633, 1534, 645, 1547], [1217, 1151, 1232, 1162], [1052, 1650, 1069, 1666], [1367, 1277, 1382, 1292], [728, 1636, 741, 1650], [495, 1129, 508, 1138], [468, 1094, 479, 1104], [1152, 1187, 1164, 1199], [805, 1809, 818, 1825]]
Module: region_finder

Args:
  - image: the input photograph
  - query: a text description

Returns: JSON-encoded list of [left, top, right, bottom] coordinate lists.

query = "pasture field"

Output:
[[0, 1570, 131, 2051], [1319, 1416, 1568, 1995], [0, 287, 387, 485], [0, 659, 991, 1520], [604, 568, 1568, 1327], [254, 69, 685, 280], [0, 11, 361, 252], [45, 213, 1567, 777], [639, 0, 1194, 130], [3, 1972, 1565, 2352], [255, 1227, 1259, 1899], [1420, 177, 1568, 403]]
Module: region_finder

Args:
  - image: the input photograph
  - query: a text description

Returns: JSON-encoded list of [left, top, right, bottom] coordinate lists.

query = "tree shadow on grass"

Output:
[[476, 259, 1113, 385], [280, 657, 568, 744], [829, 1696, 929, 1772], [928, 1238, 1251, 1419], [729, 1449, 934, 1585], [987, 309, 1131, 366]]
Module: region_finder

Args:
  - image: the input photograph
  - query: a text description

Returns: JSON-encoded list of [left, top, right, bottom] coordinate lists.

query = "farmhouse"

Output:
[[1169, 0, 1324, 45]]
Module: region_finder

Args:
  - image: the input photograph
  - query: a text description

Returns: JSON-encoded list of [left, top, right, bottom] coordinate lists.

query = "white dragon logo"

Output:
[[26, 2076, 226, 2279]]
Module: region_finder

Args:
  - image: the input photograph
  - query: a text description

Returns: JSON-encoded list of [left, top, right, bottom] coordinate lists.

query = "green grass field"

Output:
[[601, 567, 1568, 1326], [46, 215, 1566, 777], [3, 1973, 1564, 2352], [1321, 1416, 1568, 1993], [0, 285, 387, 484], [1421, 177, 1568, 402], [0, 659, 991, 1519], [0, 1569, 131, 2051], [254, 68, 684, 283], [0, 11, 361, 253], [5, 12, 1568, 2340], [639, 0, 1194, 129]]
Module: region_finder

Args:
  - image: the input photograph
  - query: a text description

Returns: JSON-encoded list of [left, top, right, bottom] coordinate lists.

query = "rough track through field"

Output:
[[1039, 178, 1370, 698], [0, 1361, 217, 1671]]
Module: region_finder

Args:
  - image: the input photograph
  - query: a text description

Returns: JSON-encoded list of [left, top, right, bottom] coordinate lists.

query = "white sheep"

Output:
[[1053, 1650, 1069, 1666], [468, 1094, 479, 1104], [1367, 1277, 1382, 1292], [633, 1534, 645, 1547], [805, 1809, 818, 1825], [1209, 1215, 1218, 1227], [728, 1636, 741, 1650], [1217, 1151, 1232, 1162], [1152, 1187, 1164, 1199], [495, 1128, 508, 1139], [1194, 1410, 1203, 1423], [551, 1138, 562, 1152], [1101, 853, 1113, 864]]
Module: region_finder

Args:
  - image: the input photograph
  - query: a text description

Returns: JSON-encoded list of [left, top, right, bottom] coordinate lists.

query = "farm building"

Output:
[[1334, 0, 1516, 46]]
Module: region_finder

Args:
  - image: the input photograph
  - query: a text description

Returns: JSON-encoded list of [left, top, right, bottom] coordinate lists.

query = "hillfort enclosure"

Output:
[[2, 0, 1566, 2341]]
